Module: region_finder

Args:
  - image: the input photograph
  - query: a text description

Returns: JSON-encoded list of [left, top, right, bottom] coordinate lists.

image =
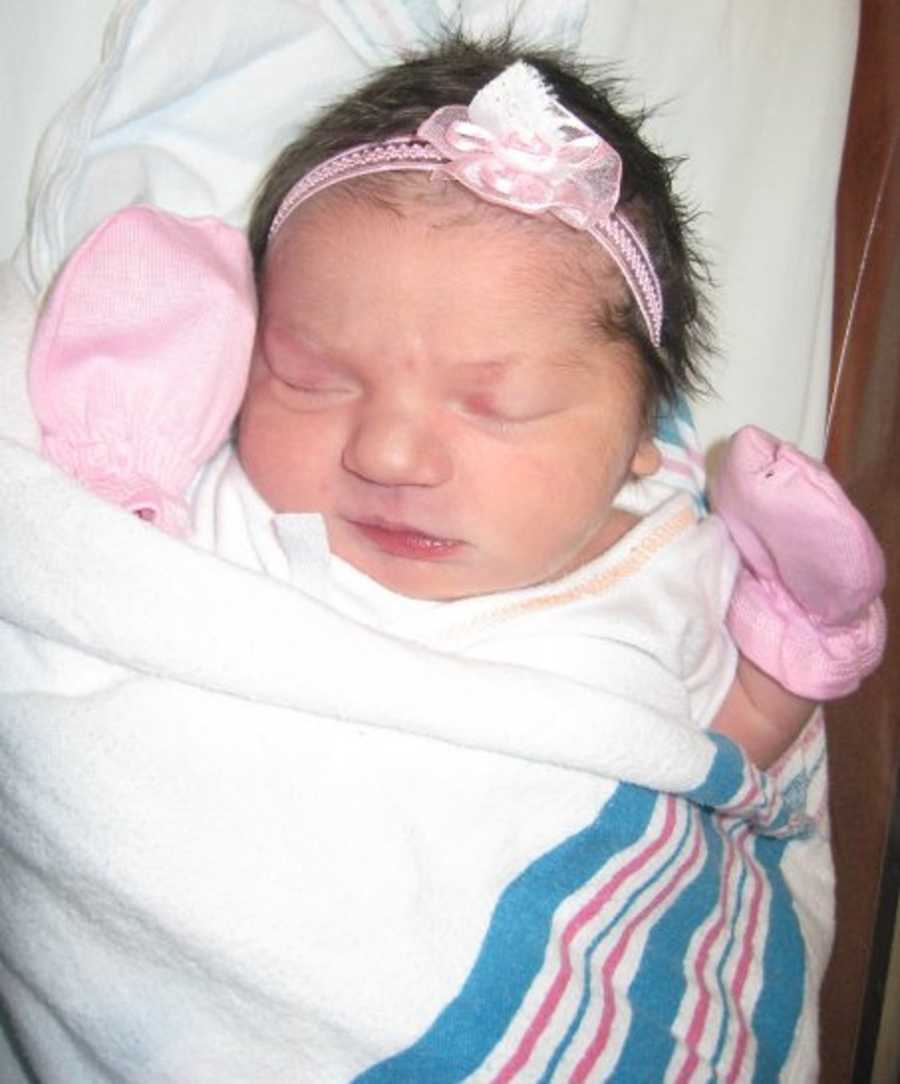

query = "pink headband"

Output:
[[268, 62, 663, 345]]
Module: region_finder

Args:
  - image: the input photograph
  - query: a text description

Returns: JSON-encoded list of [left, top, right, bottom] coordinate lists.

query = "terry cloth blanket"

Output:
[[0, 257, 834, 1082]]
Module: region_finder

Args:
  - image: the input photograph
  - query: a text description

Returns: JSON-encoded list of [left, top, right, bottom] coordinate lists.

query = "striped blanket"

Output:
[[355, 726, 830, 1083]]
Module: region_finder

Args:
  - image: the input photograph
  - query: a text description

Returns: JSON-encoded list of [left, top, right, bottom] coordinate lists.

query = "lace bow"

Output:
[[418, 61, 622, 230]]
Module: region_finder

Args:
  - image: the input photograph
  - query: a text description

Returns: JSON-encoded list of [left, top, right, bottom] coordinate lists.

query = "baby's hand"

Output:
[[711, 425, 886, 700]]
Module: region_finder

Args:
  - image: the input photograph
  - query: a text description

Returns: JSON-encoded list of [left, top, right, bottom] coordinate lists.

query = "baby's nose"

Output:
[[342, 403, 451, 487]]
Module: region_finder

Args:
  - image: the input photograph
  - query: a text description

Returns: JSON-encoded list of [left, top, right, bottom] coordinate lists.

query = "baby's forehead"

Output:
[[263, 175, 625, 318], [259, 195, 646, 409]]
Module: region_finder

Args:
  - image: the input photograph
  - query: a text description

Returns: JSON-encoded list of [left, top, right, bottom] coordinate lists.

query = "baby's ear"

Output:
[[630, 436, 661, 478]]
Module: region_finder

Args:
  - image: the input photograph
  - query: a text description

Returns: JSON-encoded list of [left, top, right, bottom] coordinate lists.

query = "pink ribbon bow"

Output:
[[418, 100, 622, 231]]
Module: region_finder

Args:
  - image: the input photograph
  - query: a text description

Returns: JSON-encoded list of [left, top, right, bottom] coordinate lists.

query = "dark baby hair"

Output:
[[249, 31, 712, 413]]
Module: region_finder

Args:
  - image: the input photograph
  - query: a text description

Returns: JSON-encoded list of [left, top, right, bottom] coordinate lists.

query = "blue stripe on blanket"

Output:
[[751, 838, 805, 1083], [609, 807, 724, 1078], [654, 396, 709, 513], [353, 785, 658, 1083], [536, 801, 701, 1080], [709, 819, 756, 1069], [689, 731, 746, 804], [655, 395, 695, 447]]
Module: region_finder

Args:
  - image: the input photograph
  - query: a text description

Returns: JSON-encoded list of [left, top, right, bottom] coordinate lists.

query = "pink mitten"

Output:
[[711, 425, 886, 699], [28, 204, 256, 537]]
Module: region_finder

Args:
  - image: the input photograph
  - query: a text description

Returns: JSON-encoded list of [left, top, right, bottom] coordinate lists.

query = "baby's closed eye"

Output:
[[263, 347, 358, 405], [458, 393, 549, 425]]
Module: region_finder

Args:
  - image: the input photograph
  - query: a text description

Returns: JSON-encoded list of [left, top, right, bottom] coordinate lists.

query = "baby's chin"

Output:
[[334, 548, 498, 602], [331, 542, 574, 603], [329, 539, 524, 601]]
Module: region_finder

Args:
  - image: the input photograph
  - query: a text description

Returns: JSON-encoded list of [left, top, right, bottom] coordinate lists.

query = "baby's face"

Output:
[[238, 199, 659, 600]]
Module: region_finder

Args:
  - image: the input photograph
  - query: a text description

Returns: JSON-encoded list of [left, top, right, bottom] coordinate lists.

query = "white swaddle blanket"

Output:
[[1, 256, 832, 1081]]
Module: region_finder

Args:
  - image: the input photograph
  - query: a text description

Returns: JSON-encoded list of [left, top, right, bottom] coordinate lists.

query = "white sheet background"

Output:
[[0, 0, 857, 457], [0, 0, 117, 259]]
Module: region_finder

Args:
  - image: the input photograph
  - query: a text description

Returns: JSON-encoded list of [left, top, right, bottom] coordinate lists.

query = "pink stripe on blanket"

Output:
[[659, 455, 698, 481], [716, 771, 792, 836], [673, 826, 742, 1083], [724, 831, 766, 1083], [491, 797, 682, 1082], [571, 817, 707, 1082], [716, 771, 764, 819], [674, 821, 765, 1084]]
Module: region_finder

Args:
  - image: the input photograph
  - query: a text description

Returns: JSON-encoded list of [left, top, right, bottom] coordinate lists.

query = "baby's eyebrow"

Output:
[[448, 351, 595, 384], [264, 321, 328, 357], [549, 351, 598, 374], [448, 358, 513, 384]]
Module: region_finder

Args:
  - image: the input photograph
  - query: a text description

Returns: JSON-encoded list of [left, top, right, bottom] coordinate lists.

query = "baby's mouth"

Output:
[[347, 517, 463, 561]]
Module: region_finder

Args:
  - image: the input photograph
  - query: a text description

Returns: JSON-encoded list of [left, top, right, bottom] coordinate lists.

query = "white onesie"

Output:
[[191, 445, 739, 731]]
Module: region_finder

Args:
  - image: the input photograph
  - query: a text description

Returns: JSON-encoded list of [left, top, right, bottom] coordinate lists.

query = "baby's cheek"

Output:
[[235, 400, 291, 504], [238, 404, 339, 513]]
